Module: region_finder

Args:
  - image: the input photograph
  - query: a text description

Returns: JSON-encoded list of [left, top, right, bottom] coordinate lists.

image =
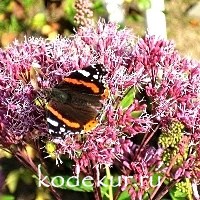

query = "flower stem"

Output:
[[88, 162, 102, 200], [105, 165, 113, 200], [14, 147, 62, 200], [134, 123, 160, 160], [150, 153, 180, 199], [154, 178, 181, 200]]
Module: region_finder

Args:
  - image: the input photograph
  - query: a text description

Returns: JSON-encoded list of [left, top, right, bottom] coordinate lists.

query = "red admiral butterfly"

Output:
[[46, 64, 109, 136]]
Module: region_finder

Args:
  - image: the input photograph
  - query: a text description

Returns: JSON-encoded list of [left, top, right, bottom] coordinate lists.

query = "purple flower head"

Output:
[[0, 20, 146, 150]]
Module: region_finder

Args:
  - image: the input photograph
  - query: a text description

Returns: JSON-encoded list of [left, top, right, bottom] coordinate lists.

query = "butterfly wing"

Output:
[[46, 64, 107, 136]]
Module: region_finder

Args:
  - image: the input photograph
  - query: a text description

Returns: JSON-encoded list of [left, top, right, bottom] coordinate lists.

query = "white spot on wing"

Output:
[[78, 70, 90, 77], [60, 127, 66, 132], [47, 117, 59, 127], [91, 64, 96, 68], [48, 129, 54, 134], [93, 75, 98, 79]]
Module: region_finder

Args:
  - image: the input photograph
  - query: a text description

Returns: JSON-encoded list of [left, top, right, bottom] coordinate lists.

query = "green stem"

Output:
[[105, 165, 113, 200]]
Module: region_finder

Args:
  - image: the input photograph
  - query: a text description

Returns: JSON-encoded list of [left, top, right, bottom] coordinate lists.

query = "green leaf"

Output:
[[131, 110, 143, 118], [64, 0, 76, 24], [137, 0, 150, 10], [20, 168, 33, 185], [0, 194, 15, 200], [170, 187, 187, 200], [142, 192, 151, 200], [22, 0, 34, 8], [118, 190, 130, 200], [0, 0, 10, 13], [101, 173, 124, 199], [151, 173, 162, 187], [32, 13, 46, 29], [120, 87, 136, 109], [6, 170, 20, 193], [174, 190, 187, 198], [9, 16, 21, 33], [100, 175, 109, 198], [93, 0, 106, 16]]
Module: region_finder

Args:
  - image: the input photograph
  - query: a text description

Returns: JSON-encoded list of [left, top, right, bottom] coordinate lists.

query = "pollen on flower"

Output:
[[44, 141, 63, 165]]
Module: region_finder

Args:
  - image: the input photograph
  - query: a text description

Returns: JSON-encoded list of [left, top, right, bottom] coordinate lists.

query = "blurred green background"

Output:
[[0, 0, 200, 57]]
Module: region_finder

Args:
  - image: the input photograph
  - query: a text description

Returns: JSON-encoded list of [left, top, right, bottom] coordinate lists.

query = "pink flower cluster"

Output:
[[0, 20, 200, 197]]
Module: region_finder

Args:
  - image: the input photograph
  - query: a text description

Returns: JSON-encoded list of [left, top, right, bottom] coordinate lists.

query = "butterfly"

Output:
[[46, 64, 109, 136]]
